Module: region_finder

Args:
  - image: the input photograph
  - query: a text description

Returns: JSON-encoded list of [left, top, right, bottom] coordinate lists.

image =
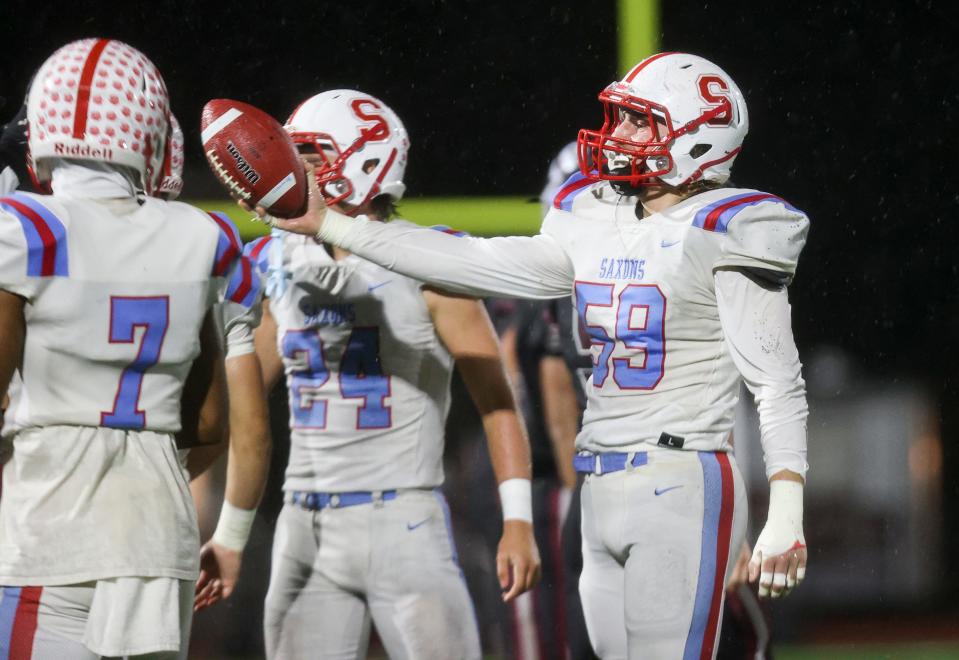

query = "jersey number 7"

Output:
[[100, 296, 170, 429]]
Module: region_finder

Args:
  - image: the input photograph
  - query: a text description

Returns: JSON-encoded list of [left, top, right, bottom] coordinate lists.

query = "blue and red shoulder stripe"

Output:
[[429, 225, 469, 237], [243, 235, 273, 275], [691, 192, 801, 234], [206, 212, 260, 308], [206, 211, 242, 276], [224, 253, 261, 308], [0, 193, 69, 277], [553, 171, 596, 212]]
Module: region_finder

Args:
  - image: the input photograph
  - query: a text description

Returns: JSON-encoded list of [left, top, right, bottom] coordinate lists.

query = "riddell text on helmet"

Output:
[[226, 141, 261, 185], [54, 143, 115, 160]]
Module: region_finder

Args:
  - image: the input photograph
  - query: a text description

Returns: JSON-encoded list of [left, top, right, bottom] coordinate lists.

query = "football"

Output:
[[201, 99, 307, 218]]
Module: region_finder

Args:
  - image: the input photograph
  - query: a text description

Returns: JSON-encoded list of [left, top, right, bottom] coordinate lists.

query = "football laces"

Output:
[[205, 150, 253, 202]]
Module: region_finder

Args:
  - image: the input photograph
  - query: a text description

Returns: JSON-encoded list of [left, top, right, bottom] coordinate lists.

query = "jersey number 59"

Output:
[[574, 282, 666, 390]]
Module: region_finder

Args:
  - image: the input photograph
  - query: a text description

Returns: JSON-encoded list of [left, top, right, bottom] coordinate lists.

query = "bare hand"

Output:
[[194, 541, 242, 612], [238, 162, 329, 236], [726, 540, 751, 592], [497, 519, 541, 602]]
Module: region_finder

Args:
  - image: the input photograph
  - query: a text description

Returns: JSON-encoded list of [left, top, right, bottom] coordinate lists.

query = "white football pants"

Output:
[[579, 450, 747, 660], [0, 578, 193, 659], [264, 489, 481, 660]]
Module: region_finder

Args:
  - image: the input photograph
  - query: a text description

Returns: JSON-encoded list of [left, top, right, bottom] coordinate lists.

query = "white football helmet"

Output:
[[156, 113, 183, 200], [27, 38, 171, 194], [285, 90, 409, 210], [578, 52, 748, 188]]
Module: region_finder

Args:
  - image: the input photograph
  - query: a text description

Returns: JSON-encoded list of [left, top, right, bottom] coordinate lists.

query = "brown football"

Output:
[[201, 99, 307, 218]]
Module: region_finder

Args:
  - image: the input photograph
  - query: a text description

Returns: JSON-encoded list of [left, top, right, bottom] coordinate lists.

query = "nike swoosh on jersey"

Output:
[[406, 517, 431, 531], [654, 485, 684, 496], [660, 239, 681, 248], [368, 280, 393, 292]]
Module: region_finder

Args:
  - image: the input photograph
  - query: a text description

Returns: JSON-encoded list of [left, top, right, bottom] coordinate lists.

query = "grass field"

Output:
[[191, 196, 544, 241]]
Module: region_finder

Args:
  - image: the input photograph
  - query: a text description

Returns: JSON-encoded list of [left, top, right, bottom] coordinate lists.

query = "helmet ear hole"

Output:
[[285, 90, 409, 208], [689, 144, 711, 159]]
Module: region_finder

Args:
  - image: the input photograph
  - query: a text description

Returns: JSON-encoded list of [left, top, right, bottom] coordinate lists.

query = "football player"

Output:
[[0, 38, 258, 658], [535, 142, 774, 660], [252, 90, 540, 659], [148, 112, 273, 614], [265, 53, 810, 659]]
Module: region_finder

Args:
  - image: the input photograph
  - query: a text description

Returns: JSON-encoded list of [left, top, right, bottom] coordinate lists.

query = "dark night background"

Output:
[[3, 0, 957, 645]]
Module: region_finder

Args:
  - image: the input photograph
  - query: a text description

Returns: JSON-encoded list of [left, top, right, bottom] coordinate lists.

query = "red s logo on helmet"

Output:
[[697, 75, 732, 126], [350, 99, 390, 142]]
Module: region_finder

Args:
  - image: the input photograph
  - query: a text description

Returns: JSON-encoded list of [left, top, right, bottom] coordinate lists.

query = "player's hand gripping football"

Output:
[[240, 162, 330, 236], [748, 477, 807, 599], [498, 519, 542, 602], [193, 540, 242, 611]]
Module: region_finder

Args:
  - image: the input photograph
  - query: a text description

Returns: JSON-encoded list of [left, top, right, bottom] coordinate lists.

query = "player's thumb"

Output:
[[496, 554, 511, 590], [747, 548, 762, 583]]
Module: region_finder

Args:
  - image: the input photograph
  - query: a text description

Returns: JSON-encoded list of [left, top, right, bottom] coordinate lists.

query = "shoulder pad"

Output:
[[692, 192, 801, 234], [0, 191, 69, 278], [205, 211, 243, 277], [552, 171, 597, 212], [709, 192, 810, 281], [429, 224, 470, 237], [243, 234, 273, 275], [223, 253, 262, 309]]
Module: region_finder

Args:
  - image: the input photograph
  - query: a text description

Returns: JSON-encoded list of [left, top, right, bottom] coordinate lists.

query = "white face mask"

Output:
[[48, 159, 139, 200]]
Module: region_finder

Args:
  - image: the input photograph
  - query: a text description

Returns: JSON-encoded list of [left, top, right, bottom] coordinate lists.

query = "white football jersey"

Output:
[[546, 179, 808, 454], [325, 180, 809, 464], [0, 191, 258, 584], [259, 226, 454, 492]]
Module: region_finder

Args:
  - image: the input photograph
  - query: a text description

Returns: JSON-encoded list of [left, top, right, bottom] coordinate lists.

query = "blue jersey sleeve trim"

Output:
[[243, 235, 273, 275], [0, 193, 69, 277], [692, 193, 801, 234], [225, 255, 261, 308], [207, 211, 242, 276], [429, 225, 470, 237], [553, 171, 594, 212]]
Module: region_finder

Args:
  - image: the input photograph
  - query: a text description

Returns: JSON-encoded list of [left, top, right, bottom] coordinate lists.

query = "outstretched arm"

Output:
[[260, 166, 574, 300], [716, 268, 808, 599], [426, 288, 541, 601]]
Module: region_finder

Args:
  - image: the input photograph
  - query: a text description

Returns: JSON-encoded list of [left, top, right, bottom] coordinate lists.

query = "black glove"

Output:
[[0, 99, 29, 188]]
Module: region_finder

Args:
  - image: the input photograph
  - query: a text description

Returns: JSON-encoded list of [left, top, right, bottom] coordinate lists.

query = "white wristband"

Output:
[[498, 478, 533, 523], [316, 207, 355, 246], [211, 500, 257, 552]]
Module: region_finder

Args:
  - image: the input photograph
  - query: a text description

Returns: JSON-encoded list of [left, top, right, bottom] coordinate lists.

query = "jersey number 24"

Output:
[[283, 327, 391, 430]]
